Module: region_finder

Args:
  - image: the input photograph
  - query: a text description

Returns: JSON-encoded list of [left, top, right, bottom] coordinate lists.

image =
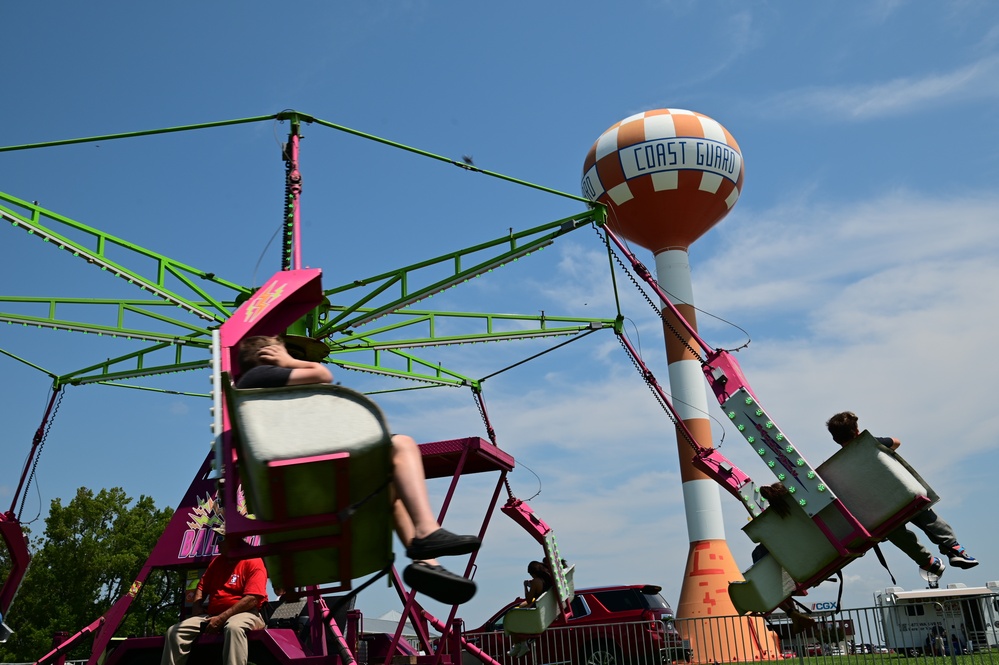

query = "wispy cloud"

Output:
[[768, 54, 999, 120], [694, 189, 999, 464], [683, 11, 761, 85], [863, 0, 910, 23], [696, 190, 999, 319]]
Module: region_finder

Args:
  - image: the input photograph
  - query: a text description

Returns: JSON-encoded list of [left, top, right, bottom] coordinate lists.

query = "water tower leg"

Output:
[[654, 250, 779, 662]]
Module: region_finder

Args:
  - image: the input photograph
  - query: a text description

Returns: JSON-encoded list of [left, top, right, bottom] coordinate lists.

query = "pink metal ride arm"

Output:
[[601, 225, 817, 515], [1, 386, 62, 620], [287, 128, 303, 271], [615, 329, 767, 516], [0, 514, 29, 620]]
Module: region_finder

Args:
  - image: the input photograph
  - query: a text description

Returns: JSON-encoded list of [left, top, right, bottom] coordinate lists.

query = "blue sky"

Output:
[[2, 1, 999, 630]]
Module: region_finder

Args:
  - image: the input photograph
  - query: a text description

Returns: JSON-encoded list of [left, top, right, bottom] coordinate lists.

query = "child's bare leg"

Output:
[[391, 434, 440, 540], [390, 434, 480, 561], [390, 484, 440, 566], [390, 435, 480, 605]]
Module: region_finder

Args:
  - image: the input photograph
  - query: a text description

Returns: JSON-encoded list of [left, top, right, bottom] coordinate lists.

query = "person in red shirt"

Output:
[[161, 526, 269, 665]]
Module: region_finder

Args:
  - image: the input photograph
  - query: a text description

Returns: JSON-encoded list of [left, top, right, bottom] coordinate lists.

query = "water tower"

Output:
[[583, 109, 775, 661]]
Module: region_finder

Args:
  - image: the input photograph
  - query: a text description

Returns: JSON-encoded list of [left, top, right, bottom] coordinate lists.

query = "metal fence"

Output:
[[458, 619, 691, 665], [6, 595, 999, 665], [733, 598, 999, 665], [455, 596, 999, 665]]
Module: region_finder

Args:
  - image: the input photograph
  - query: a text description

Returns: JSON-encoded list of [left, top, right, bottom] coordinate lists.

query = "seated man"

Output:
[[161, 525, 268, 665], [235, 335, 479, 604], [825, 411, 978, 577]]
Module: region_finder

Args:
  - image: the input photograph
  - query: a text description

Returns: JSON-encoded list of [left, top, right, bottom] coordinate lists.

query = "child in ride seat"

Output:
[[235, 335, 480, 605], [825, 411, 978, 578], [521, 560, 555, 607], [508, 560, 556, 658]]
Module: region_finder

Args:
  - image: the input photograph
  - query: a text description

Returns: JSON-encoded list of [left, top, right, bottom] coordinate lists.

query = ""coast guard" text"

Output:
[[623, 138, 741, 183]]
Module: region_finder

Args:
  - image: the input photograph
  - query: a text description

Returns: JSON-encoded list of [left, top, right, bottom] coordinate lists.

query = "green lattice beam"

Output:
[[0, 297, 229, 342], [58, 339, 211, 386], [315, 210, 602, 337], [326, 309, 615, 352], [0, 192, 249, 322], [0, 114, 612, 392]]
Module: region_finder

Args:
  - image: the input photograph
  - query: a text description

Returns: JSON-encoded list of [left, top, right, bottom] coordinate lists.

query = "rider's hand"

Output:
[[257, 344, 294, 367]]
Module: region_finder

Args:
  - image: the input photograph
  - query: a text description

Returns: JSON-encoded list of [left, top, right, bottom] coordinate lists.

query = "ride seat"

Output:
[[730, 432, 936, 614], [816, 432, 935, 530], [500, 499, 576, 635], [503, 565, 576, 635], [223, 378, 394, 590]]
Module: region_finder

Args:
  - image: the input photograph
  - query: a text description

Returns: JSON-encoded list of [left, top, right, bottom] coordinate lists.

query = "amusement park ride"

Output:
[[0, 109, 939, 665]]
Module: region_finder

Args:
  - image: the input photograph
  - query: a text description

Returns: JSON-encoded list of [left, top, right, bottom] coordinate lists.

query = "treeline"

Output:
[[0, 488, 174, 662]]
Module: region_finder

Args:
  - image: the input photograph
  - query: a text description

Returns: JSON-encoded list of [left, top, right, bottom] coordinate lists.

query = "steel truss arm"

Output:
[[59, 351, 210, 386], [0, 296, 229, 341], [0, 205, 610, 388], [333, 351, 477, 388], [0, 193, 244, 384], [327, 309, 615, 351], [315, 210, 602, 337], [0, 192, 250, 322], [0, 116, 611, 392], [0, 295, 221, 384], [304, 209, 610, 386], [327, 312, 614, 387]]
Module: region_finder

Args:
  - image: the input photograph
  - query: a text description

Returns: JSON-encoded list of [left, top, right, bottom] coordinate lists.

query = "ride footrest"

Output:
[[729, 554, 796, 616]]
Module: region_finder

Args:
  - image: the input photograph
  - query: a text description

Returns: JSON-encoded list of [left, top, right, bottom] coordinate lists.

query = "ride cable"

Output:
[[596, 223, 709, 362], [597, 222, 835, 520], [13, 384, 64, 521]]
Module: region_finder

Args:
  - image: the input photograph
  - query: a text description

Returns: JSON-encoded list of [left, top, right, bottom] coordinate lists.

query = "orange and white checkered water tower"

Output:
[[583, 110, 779, 662]]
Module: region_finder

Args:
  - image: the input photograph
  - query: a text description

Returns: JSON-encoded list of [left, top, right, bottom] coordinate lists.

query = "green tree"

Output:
[[0, 488, 174, 662]]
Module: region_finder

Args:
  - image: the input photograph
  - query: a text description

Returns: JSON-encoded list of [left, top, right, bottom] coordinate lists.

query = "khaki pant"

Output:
[[886, 507, 958, 566], [161, 612, 264, 665]]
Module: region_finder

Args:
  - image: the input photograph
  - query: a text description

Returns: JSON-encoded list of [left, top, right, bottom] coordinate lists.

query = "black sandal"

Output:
[[405, 528, 481, 560], [403, 562, 477, 604]]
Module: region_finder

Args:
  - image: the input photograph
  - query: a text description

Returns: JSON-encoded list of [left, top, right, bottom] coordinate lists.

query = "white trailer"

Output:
[[874, 582, 999, 655]]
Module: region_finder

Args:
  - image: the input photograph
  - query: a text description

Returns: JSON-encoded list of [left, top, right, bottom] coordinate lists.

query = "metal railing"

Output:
[[459, 619, 691, 665], [452, 597, 999, 665], [6, 597, 999, 665]]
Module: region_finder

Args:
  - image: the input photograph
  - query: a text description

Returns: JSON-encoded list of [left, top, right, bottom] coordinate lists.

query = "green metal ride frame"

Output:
[[0, 112, 615, 394]]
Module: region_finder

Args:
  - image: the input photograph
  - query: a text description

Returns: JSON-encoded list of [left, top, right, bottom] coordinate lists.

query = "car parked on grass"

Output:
[[454, 584, 693, 665], [803, 644, 823, 656]]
